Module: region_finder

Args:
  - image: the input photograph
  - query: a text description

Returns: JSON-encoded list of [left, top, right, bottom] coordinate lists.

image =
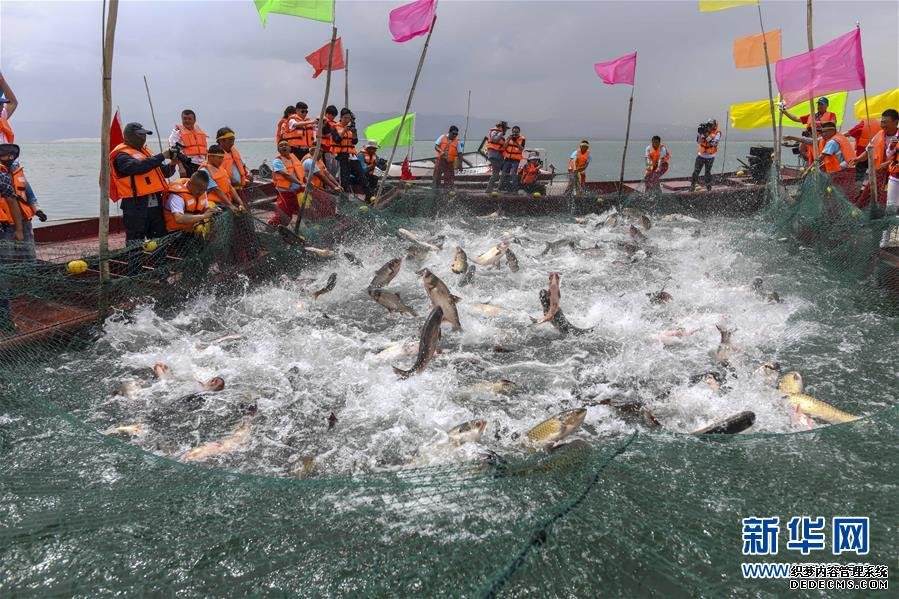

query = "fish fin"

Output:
[[393, 366, 412, 379], [451, 295, 462, 303], [312, 291, 321, 300]]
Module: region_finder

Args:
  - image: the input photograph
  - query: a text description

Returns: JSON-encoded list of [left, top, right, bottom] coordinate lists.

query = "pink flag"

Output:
[[594, 52, 637, 86], [389, 0, 437, 43], [775, 29, 865, 107]]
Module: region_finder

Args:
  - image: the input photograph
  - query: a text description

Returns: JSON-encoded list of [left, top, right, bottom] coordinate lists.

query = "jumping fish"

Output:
[[406, 244, 431, 262], [537, 289, 591, 336], [604, 213, 620, 228], [451, 247, 468, 274], [103, 423, 143, 436], [525, 408, 587, 448], [153, 362, 172, 380], [469, 302, 503, 316], [368, 258, 402, 290], [468, 379, 516, 395], [639, 214, 652, 231], [398, 228, 441, 251], [368, 288, 418, 316], [393, 306, 443, 379], [540, 239, 576, 255], [648, 289, 673, 304], [447, 419, 487, 445], [715, 325, 736, 365], [312, 272, 337, 300], [343, 252, 364, 267], [179, 420, 252, 462], [418, 268, 462, 331], [374, 339, 419, 360], [533, 272, 561, 325], [472, 241, 509, 267], [629, 225, 648, 243], [505, 248, 520, 272], [304, 246, 336, 258], [458, 265, 476, 287], [691, 411, 756, 435], [777, 372, 860, 424], [113, 380, 140, 399]]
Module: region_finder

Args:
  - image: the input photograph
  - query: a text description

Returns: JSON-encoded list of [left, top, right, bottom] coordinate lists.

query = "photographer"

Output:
[[691, 119, 720, 192], [332, 108, 364, 193]]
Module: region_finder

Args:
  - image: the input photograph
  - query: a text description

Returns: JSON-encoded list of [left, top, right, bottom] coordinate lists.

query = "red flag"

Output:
[[305, 37, 345, 79], [401, 156, 414, 180], [109, 109, 124, 202]]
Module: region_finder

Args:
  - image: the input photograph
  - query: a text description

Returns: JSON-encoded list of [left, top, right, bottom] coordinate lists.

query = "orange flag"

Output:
[[733, 29, 781, 68]]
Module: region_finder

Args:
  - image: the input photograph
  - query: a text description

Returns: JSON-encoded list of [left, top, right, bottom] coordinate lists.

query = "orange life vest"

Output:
[[363, 151, 378, 170], [175, 124, 208, 158], [698, 129, 720, 155], [163, 178, 209, 232], [8, 164, 34, 221], [319, 116, 337, 154], [882, 132, 899, 177], [503, 135, 525, 161], [818, 132, 856, 174], [854, 118, 881, 151], [109, 143, 168, 200], [866, 129, 897, 171], [0, 197, 14, 225], [221, 146, 248, 188], [519, 163, 540, 185], [647, 145, 670, 169], [568, 149, 591, 172], [276, 118, 288, 144], [436, 135, 460, 163], [199, 161, 232, 199], [273, 152, 305, 191], [486, 127, 505, 153], [333, 124, 358, 155], [284, 116, 315, 148], [0, 114, 14, 143]]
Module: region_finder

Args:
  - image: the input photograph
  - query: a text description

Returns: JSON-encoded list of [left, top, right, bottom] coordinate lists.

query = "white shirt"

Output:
[[697, 131, 721, 159], [165, 193, 187, 214], [168, 127, 205, 165]]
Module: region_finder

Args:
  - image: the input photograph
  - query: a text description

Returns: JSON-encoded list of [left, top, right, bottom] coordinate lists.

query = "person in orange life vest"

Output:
[[360, 141, 382, 202], [284, 101, 316, 161], [163, 171, 218, 234], [0, 145, 24, 333], [565, 140, 591, 196], [691, 119, 721, 191], [518, 155, 546, 195], [845, 118, 882, 181], [268, 140, 307, 227], [485, 120, 509, 193], [0, 143, 46, 262], [216, 127, 252, 189], [0, 71, 19, 144], [434, 126, 463, 189], [851, 108, 899, 215], [781, 97, 837, 166], [331, 108, 365, 193], [784, 121, 856, 174], [110, 122, 178, 245], [644, 136, 670, 193], [302, 153, 342, 220], [499, 126, 525, 192], [199, 145, 246, 211], [316, 105, 340, 176], [169, 109, 207, 177], [276, 106, 296, 146]]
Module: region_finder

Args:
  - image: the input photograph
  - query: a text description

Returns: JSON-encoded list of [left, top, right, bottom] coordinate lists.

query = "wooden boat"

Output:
[[875, 243, 899, 298]]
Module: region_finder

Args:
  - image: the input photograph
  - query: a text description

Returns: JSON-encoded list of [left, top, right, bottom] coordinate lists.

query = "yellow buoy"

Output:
[[596, 197, 604, 204], [143, 240, 158, 252], [850, 209, 861, 218], [449, 191, 456, 198], [491, 191, 499, 198], [67, 260, 88, 275], [533, 192, 542, 198], [404, 182, 412, 189], [736, 170, 745, 177], [358, 205, 370, 213], [826, 186, 833, 193]]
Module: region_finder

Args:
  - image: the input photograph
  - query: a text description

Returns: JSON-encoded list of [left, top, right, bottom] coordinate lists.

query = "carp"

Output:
[[447, 419, 487, 445], [526, 408, 588, 448], [179, 420, 252, 462], [505, 248, 520, 272], [691, 411, 756, 435], [418, 268, 462, 331], [458, 265, 476, 287], [533, 272, 561, 325], [368, 258, 402, 290], [312, 272, 337, 300], [777, 372, 860, 424], [103, 423, 143, 436], [393, 306, 443, 379], [368, 288, 418, 316], [398, 228, 441, 251], [304, 246, 336, 258], [472, 241, 509, 267], [451, 247, 468, 274]]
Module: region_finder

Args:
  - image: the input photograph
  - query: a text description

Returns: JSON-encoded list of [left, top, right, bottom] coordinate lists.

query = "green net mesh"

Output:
[[1, 170, 897, 596]]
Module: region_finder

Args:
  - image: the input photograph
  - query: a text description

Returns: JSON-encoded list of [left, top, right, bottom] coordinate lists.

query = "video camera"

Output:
[[698, 121, 715, 136], [169, 141, 187, 163]]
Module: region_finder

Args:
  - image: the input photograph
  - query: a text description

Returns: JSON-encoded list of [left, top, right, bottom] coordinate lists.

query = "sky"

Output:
[[0, 0, 896, 142]]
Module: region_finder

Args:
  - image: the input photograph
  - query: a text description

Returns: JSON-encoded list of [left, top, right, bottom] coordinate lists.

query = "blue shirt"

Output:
[[570, 150, 591, 166], [198, 167, 219, 192], [273, 157, 300, 191], [644, 145, 667, 162]]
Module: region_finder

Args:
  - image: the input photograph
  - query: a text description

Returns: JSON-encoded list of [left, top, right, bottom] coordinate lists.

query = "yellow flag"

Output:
[[854, 88, 899, 120], [698, 0, 757, 12], [730, 92, 848, 130]]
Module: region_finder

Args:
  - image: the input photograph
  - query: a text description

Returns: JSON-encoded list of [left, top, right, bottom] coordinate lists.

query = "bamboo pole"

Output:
[[862, 87, 879, 212], [99, 0, 119, 283], [344, 49, 349, 110], [617, 85, 635, 198], [756, 1, 779, 172], [143, 75, 164, 153], [374, 14, 438, 205], [460, 89, 471, 170], [720, 110, 730, 175], [806, 0, 819, 166], [294, 25, 338, 233]]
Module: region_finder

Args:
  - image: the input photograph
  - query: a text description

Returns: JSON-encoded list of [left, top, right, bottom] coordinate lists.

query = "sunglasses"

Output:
[[299, 110, 308, 113]]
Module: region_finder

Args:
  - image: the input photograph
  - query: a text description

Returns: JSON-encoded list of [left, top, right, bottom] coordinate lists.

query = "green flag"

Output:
[[254, 0, 335, 25], [364, 114, 416, 148]]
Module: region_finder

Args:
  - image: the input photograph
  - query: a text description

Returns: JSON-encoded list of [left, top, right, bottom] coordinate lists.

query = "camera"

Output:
[[698, 121, 714, 136], [169, 141, 186, 162]]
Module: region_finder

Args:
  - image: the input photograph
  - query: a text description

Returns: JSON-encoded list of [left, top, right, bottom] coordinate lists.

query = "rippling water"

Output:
[[59, 210, 897, 478]]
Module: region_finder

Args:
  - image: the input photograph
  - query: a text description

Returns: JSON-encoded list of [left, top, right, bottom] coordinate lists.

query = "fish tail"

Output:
[[393, 366, 413, 379]]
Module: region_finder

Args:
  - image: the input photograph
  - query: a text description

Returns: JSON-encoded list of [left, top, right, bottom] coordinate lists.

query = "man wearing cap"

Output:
[[199, 145, 245, 211], [285, 102, 316, 162], [169, 109, 207, 177], [565, 141, 592, 195], [499, 126, 525, 192], [216, 127, 252, 189], [785, 121, 857, 197], [781, 97, 837, 166], [110, 123, 178, 250], [434, 126, 463, 189], [644, 136, 670, 193], [485, 121, 509, 193], [850, 109, 899, 213], [360, 141, 381, 202], [691, 119, 721, 192], [0, 143, 47, 261], [332, 108, 364, 193], [0, 71, 19, 144]]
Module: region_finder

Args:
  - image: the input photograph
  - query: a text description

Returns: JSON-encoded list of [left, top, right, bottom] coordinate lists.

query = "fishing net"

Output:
[[1, 170, 898, 596]]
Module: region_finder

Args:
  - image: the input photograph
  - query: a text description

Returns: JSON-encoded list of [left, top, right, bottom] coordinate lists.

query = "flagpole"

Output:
[[617, 84, 635, 199], [99, 0, 119, 284], [805, 0, 819, 167], [857, 25, 879, 211], [344, 48, 349, 109], [374, 14, 438, 205], [143, 75, 164, 154], [720, 109, 730, 175], [756, 0, 779, 172], [459, 89, 471, 170], [295, 25, 337, 233]]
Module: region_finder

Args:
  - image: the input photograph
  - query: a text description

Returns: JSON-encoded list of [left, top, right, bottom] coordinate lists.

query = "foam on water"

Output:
[[68, 211, 895, 477]]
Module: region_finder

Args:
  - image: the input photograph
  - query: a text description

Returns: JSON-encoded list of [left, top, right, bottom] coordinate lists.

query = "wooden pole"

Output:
[[806, 0, 819, 166], [720, 110, 730, 175], [862, 87, 879, 211], [617, 85, 634, 198], [99, 0, 119, 283], [344, 48, 349, 110], [294, 25, 337, 233], [756, 1, 779, 172], [142, 75, 164, 153], [374, 14, 438, 205], [459, 89, 471, 170]]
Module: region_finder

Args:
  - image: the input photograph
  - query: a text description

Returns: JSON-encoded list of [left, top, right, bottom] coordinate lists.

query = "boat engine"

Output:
[[746, 146, 773, 183]]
